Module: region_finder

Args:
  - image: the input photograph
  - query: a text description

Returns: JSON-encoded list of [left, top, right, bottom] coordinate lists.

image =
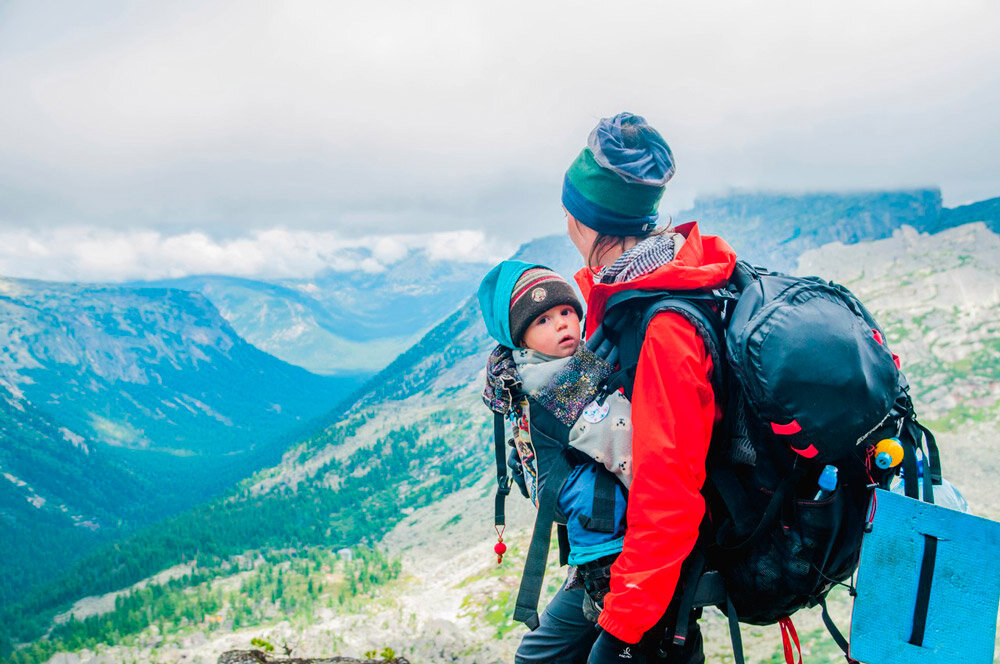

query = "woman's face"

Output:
[[566, 212, 598, 266]]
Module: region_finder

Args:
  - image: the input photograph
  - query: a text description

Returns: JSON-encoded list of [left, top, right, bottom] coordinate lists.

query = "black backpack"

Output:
[[588, 260, 943, 662]]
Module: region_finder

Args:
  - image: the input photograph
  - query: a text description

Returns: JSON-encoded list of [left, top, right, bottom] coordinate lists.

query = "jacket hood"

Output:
[[574, 221, 737, 335]]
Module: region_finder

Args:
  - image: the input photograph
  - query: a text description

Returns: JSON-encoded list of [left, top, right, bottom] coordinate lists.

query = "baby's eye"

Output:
[[536, 316, 548, 325]]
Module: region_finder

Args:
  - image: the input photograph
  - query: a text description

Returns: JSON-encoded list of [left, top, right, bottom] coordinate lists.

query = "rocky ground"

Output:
[[40, 449, 999, 664]]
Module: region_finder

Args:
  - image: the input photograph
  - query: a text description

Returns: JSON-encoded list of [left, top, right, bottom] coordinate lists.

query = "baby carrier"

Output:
[[485, 342, 623, 629]]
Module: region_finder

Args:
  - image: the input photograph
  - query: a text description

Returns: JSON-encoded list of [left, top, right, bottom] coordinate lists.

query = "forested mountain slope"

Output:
[[0, 279, 360, 604]]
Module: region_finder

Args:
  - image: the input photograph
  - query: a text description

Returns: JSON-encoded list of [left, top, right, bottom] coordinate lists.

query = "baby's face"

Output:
[[521, 305, 581, 358]]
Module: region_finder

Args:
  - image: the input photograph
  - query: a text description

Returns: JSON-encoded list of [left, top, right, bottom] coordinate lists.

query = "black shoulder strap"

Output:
[[513, 456, 573, 630], [511, 398, 574, 630], [819, 596, 855, 660], [578, 468, 619, 534], [898, 410, 943, 503], [493, 412, 511, 528], [602, 290, 728, 401]]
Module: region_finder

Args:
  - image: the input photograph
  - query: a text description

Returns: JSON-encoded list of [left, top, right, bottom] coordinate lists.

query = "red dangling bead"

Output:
[[494, 525, 507, 564]]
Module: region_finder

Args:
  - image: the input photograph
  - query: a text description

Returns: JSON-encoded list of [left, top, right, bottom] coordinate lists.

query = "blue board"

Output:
[[850, 489, 1000, 664]]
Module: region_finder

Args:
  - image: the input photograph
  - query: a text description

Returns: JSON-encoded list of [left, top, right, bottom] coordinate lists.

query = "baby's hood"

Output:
[[477, 260, 543, 348]]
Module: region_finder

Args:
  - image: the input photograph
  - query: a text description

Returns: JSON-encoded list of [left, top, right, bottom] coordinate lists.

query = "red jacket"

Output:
[[574, 222, 737, 644]]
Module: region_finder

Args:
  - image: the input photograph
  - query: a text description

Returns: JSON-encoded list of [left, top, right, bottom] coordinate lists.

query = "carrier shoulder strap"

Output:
[[512, 399, 574, 630], [512, 475, 566, 630], [602, 288, 728, 401], [493, 411, 511, 528]]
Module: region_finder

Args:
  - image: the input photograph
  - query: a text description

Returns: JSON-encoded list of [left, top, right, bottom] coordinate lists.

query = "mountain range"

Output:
[[136, 250, 493, 376], [135, 189, 999, 379], [2, 188, 999, 663], [683, 188, 948, 271], [0, 280, 361, 605]]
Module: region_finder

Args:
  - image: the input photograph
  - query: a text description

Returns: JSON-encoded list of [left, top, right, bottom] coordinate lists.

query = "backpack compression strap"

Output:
[[897, 411, 943, 503]]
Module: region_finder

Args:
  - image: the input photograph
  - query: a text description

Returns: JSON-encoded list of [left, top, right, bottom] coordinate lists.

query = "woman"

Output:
[[515, 113, 737, 664]]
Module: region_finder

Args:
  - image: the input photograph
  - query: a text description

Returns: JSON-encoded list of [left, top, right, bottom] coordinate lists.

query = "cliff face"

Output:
[[931, 196, 1000, 234], [680, 188, 945, 271]]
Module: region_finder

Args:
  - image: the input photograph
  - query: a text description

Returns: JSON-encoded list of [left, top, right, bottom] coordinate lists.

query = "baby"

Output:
[[478, 260, 632, 574]]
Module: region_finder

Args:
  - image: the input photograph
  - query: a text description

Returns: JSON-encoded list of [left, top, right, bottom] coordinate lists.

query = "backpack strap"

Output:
[[897, 409, 941, 503], [899, 425, 922, 500], [818, 596, 859, 662], [705, 465, 755, 542], [601, 289, 728, 402], [725, 594, 746, 664], [512, 455, 574, 629], [919, 421, 942, 485], [909, 533, 939, 647], [557, 524, 570, 567], [716, 469, 802, 553], [668, 550, 707, 649]]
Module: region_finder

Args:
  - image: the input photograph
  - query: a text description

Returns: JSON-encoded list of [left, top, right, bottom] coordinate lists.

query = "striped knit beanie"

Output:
[[508, 267, 583, 346], [477, 260, 582, 349], [562, 112, 676, 236]]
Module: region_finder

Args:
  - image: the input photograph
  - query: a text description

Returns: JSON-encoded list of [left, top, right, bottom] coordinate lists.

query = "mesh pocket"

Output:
[[721, 489, 865, 625]]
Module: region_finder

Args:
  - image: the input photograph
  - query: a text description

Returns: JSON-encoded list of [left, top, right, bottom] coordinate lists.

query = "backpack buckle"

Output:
[[497, 475, 512, 495]]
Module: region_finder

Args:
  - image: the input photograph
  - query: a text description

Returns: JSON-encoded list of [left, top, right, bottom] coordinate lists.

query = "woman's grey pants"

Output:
[[513, 582, 704, 664]]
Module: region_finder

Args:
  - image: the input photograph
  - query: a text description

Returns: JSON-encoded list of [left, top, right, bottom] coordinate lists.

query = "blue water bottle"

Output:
[[813, 465, 838, 501]]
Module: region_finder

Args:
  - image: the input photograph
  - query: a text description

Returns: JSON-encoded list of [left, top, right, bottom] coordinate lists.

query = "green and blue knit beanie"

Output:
[[562, 112, 676, 236]]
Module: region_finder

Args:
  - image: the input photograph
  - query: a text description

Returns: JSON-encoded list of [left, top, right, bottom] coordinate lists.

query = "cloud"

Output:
[[0, 227, 512, 282], [0, 0, 997, 239]]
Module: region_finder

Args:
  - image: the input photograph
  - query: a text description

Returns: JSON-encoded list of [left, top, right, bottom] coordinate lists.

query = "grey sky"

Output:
[[0, 0, 998, 280]]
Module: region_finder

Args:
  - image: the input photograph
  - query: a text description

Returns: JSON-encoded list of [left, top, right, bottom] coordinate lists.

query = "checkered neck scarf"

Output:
[[599, 232, 680, 284]]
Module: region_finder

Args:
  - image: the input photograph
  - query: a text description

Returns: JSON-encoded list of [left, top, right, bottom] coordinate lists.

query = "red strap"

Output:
[[873, 328, 903, 368], [790, 443, 819, 459], [771, 419, 802, 435], [779, 617, 802, 664]]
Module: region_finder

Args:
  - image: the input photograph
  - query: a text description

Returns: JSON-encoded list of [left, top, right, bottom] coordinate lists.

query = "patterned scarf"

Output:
[[531, 346, 615, 428], [482, 345, 521, 415], [482, 343, 615, 429], [599, 232, 681, 284]]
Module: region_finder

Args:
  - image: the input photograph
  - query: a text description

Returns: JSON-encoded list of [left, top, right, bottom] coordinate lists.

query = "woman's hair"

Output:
[[586, 218, 672, 273]]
